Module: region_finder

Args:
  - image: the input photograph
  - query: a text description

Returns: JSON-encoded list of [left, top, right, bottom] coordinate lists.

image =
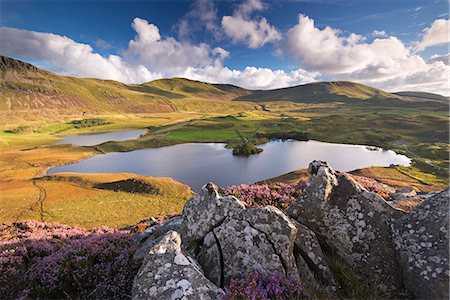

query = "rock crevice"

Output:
[[132, 161, 449, 299]]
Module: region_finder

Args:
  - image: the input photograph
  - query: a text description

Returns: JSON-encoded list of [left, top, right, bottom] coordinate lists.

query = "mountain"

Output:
[[0, 56, 253, 115], [1, 56, 447, 116], [235, 81, 448, 106], [394, 91, 449, 103]]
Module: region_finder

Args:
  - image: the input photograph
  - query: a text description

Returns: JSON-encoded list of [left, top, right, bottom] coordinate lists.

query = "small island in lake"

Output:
[[232, 142, 263, 156]]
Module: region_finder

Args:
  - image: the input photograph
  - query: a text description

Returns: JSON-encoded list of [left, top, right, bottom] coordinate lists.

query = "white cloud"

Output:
[[176, 0, 221, 39], [0, 27, 161, 83], [126, 17, 226, 74], [221, 0, 281, 48], [428, 53, 450, 65], [416, 19, 450, 51], [1, 15, 448, 95], [183, 62, 320, 90], [372, 30, 387, 37], [0, 19, 318, 90], [286, 15, 450, 95]]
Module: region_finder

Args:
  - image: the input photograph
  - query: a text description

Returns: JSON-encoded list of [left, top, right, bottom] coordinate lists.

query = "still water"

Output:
[[48, 140, 411, 192], [55, 130, 146, 146]]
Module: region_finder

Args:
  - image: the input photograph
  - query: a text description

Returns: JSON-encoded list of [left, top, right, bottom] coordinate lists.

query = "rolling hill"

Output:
[[0, 56, 254, 116], [236, 81, 449, 106], [1, 56, 447, 118]]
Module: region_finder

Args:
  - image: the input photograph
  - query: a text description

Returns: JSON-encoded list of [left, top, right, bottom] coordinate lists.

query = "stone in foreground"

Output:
[[183, 182, 335, 291], [392, 188, 449, 299], [132, 230, 222, 300], [287, 160, 403, 292]]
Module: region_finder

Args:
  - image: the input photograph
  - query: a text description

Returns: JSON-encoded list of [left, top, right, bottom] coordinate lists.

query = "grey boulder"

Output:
[[392, 188, 449, 299], [287, 160, 403, 292], [132, 230, 223, 300]]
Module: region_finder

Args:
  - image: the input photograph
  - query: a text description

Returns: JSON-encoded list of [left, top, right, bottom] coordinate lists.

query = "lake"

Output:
[[48, 140, 411, 192], [54, 130, 146, 146]]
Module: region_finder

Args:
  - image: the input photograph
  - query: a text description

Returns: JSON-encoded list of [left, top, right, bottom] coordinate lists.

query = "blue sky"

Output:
[[1, 0, 449, 94]]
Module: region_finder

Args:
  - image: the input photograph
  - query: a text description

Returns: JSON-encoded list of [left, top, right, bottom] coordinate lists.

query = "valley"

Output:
[[1, 56, 448, 228]]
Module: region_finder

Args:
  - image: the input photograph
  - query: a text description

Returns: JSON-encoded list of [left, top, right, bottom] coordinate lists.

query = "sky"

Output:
[[1, 0, 449, 95]]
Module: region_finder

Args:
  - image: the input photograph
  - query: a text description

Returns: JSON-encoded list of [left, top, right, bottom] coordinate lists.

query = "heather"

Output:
[[0, 220, 139, 299], [224, 181, 306, 210], [222, 270, 310, 300], [348, 173, 394, 200]]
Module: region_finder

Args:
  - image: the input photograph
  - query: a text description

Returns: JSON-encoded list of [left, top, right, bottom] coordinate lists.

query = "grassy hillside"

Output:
[[2, 56, 448, 124], [394, 91, 449, 103], [236, 81, 448, 108], [0, 56, 254, 120]]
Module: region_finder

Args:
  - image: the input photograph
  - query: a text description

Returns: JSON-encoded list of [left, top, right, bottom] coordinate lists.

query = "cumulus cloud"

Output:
[[372, 30, 387, 37], [176, 0, 221, 40], [416, 19, 450, 51], [126, 17, 227, 74], [221, 0, 281, 48], [183, 62, 320, 89], [285, 14, 450, 95], [428, 53, 450, 65], [0, 27, 161, 83], [0, 19, 318, 90], [2, 14, 448, 95]]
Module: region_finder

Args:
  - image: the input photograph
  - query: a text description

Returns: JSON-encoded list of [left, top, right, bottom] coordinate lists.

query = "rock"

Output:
[[134, 216, 184, 260], [132, 230, 223, 300], [287, 160, 403, 292], [183, 182, 335, 291], [208, 215, 287, 285], [391, 188, 417, 200], [182, 183, 246, 241], [291, 220, 336, 290], [391, 188, 449, 299]]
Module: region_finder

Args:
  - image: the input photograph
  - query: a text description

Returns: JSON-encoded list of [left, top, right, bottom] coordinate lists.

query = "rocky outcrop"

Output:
[[132, 230, 223, 300], [133, 216, 184, 260], [132, 161, 449, 299], [392, 188, 449, 299], [287, 160, 403, 292], [182, 182, 335, 290]]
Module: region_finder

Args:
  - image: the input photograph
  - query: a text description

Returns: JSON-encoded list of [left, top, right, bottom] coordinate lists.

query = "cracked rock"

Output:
[[391, 188, 449, 299], [132, 230, 222, 300], [183, 183, 304, 286], [287, 160, 403, 292]]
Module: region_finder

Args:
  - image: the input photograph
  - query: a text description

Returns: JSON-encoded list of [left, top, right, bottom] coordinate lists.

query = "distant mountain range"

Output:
[[1, 55, 448, 115]]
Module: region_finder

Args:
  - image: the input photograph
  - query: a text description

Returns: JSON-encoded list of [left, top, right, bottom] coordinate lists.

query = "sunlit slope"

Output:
[[236, 81, 448, 107], [394, 91, 449, 103], [0, 56, 253, 115], [1, 55, 447, 116]]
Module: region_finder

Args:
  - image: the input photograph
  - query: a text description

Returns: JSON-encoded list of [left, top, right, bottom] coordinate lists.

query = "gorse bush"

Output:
[[224, 181, 306, 210], [222, 270, 310, 300], [0, 221, 139, 299]]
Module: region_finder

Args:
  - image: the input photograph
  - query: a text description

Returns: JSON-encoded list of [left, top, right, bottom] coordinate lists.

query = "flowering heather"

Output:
[[347, 173, 394, 200], [0, 220, 139, 299], [222, 270, 310, 300], [224, 181, 306, 210]]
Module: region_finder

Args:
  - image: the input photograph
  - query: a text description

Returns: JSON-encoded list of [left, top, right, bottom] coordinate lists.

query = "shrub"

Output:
[[70, 118, 111, 129], [0, 221, 139, 299], [5, 126, 31, 134], [222, 270, 310, 300], [224, 181, 306, 210]]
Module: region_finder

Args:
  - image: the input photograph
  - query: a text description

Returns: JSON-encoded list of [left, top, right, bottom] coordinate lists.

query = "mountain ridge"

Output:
[[1, 56, 447, 115]]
